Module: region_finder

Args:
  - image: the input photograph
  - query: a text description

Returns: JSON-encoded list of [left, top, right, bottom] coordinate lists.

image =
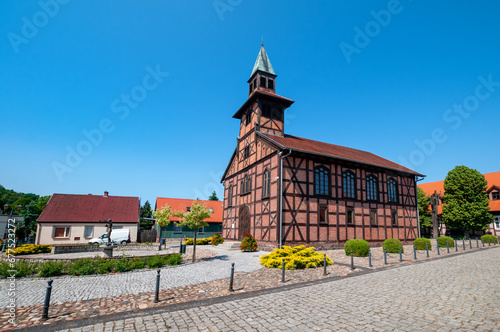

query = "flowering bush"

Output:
[[7, 244, 52, 256], [240, 233, 258, 252], [183, 237, 212, 245], [260, 245, 333, 269], [211, 233, 224, 246]]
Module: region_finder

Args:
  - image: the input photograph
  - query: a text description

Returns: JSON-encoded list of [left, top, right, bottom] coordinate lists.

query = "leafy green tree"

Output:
[[139, 200, 154, 230], [208, 191, 219, 201], [152, 204, 173, 244], [174, 201, 211, 262], [417, 187, 432, 235], [442, 166, 493, 233]]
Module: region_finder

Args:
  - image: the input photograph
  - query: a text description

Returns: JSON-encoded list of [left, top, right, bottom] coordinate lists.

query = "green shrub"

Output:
[[260, 245, 333, 270], [96, 259, 116, 274], [39, 261, 67, 277], [413, 238, 431, 250], [146, 255, 167, 268], [437, 236, 454, 248], [129, 257, 146, 270], [167, 253, 183, 266], [344, 239, 370, 257], [240, 233, 258, 252], [69, 258, 99, 275], [211, 233, 224, 246], [383, 238, 404, 253], [114, 257, 132, 273], [481, 234, 498, 244], [0, 259, 40, 278], [183, 237, 212, 245]]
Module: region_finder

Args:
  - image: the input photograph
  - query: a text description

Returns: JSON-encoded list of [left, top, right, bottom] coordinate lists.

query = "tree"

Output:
[[152, 204, 173, 244], [417, 187, 432, 235], [208, 191, 219, 201], [139, 200, 154, 230], [174, 201, 211, 262], [442, 166, 493, 233]]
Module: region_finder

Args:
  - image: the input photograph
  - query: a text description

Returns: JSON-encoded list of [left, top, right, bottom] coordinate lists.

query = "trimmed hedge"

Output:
[[481, 234, 498, 244], [437, 236, 454, 248], [414, 238, 431, 250], [6, 244, 52, 256], [383, 238, 404, 253], [260, 245, 333, 270], [344, 239, 370, 257], [183, 237, 212, 245]]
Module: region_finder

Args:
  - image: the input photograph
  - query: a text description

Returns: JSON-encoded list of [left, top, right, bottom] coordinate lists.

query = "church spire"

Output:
[[250, 44, 275, 78], [248, 43, 277, 96]]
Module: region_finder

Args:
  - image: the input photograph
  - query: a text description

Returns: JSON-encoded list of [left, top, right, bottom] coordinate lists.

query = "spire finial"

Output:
[[261, 37, 264, 47]]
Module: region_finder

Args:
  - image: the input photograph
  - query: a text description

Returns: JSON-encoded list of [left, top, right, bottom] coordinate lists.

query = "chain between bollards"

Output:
[[383, 248, 387, 265], [323, 253, 327, 276], [229, 263, 235, 291], [426, 243, 429, 257], [399, 246, 402, 262], [368, 248, 372, 267], [281, 259, 286, 283], [350, 250, 354, 270], [154, 268, 161, 303], [41, 279, 53, 320]]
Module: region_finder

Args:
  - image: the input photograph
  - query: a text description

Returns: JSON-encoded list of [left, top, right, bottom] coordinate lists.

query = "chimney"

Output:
[[104, 191, 109, 197]]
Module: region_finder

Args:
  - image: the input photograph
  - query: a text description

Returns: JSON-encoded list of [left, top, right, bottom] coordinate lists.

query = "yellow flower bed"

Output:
[[6, 244, 52, 256], [260, 245, 333, 270]]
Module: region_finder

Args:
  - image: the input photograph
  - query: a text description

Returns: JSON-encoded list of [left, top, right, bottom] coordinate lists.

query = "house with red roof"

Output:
[[418, 171, 500, 237], [35, 191, 140, 245], [221, 45, 424, 248], [154, 197, 223, 240]]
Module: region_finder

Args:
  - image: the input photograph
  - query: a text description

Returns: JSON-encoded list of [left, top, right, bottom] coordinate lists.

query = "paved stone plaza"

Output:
[[43, 247, 500, 331]]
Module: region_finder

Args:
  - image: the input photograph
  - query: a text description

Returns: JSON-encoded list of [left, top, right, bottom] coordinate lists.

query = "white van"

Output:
[[89, 229, 131, 245]]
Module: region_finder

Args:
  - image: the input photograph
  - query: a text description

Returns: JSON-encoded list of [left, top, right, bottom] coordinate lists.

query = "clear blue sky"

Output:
[[1, 0, 499, 206]]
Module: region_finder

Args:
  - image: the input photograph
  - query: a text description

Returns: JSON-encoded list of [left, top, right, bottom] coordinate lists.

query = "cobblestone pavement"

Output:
[[0, 247, 264, 308], [10, 246, 500, 332]]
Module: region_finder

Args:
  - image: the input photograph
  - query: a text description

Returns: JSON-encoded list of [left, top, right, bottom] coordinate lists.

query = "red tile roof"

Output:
[[418, 171, 500, 212], [38, 193, 139, 223], [259, 133, 422, 176], [155, 198, 223, 223]]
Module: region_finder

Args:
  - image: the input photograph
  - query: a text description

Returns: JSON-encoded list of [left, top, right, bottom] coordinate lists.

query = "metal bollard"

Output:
[[323, 254, 327, 276], [426, 243, 429, 258], [384, 248, 387, 265], [481, 238, 484, 247], [476, 239, 479, 248], [282, 259, 286, 282], [455, 240, 458, 251], [229, 263, 235, 291], [413, 245, 417, 260], [488, 238, 491, 246], [399, 246, 402, 262], [1, 241, 5, 253], [41, 279, 53, 320], [437, 243, 440, 256], [154, 268, 161, 303], [179, 238, 183, 254], [350, 250, 354, 270], [447, 241, 449, 254], [463, 239, 466, 250], [469, 239, 472, 249], [368, 248, 372, 267]]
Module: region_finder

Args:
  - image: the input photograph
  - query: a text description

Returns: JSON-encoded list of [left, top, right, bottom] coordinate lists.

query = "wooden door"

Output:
[[239, 205, 251, 240]]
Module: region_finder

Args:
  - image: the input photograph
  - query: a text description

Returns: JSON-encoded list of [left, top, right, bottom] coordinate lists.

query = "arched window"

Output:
[[314, 166, 329, 196], [388, 178, 398, 203], [366, 175, 378, 201], [342, 171, 356, 198], [263, 170, 270, 198]]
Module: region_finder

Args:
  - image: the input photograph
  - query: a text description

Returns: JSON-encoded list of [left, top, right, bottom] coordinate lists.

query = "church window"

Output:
[[244, 145, 250, 159], [342, 171, 356, 198], [366, 175, 378, 201], [388, 178, 398, 203], [263, 170, 270, 198], [246, 109, 252, 125], [314, 166, 329, 196], [319, 205, 328, 223]]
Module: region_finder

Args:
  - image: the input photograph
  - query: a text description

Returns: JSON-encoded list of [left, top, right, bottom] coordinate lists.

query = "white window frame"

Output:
[[53, 226, 71, 238], [84, 226, 94, 238], [198, 226, 204, 234], [494, 217, 500, 230]]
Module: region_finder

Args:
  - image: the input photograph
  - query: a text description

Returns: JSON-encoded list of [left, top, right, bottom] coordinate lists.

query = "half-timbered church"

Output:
[[221, 45, 424, 248]]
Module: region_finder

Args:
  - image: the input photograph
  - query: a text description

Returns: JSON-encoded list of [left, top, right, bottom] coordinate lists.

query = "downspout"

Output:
[[279, 148, 292, 249], [415, 175, 426, 238]]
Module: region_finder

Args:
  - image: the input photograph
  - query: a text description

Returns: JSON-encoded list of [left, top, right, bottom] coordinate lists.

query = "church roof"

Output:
[[250, 45, 275, 78], [259, 132, 423, 176]]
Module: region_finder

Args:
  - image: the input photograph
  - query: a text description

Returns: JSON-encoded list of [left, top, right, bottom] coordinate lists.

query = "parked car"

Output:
[[89, 229, 131, 245]]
